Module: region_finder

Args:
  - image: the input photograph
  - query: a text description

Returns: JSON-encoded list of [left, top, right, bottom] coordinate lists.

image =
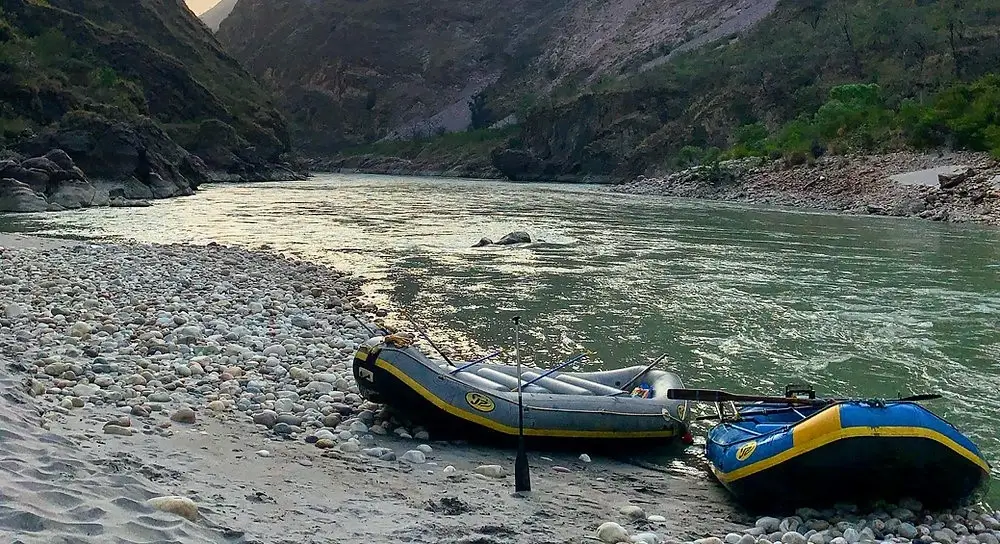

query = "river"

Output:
[[6, 173, 1000, 502]]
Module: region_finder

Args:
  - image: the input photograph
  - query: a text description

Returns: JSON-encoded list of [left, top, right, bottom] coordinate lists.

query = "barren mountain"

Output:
[[200, 0, 239, 31], [217, 0, 777, 153]]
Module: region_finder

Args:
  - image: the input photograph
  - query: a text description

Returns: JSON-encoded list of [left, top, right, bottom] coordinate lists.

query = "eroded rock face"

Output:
[[0, 134, 195, 212], [0, 178, 49, 212], [217, 0, 774, 154], [19, 113, 207, 194]]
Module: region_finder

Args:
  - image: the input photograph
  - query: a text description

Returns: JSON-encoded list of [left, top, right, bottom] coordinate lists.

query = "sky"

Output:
[[185, 0, 217, 15]]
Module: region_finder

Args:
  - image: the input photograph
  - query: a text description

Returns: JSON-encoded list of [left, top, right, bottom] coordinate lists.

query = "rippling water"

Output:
[[10, 174, 1000, 502]]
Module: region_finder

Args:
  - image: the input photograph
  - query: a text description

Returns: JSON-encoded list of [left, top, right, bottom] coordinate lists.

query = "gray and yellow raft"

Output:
[[352, 335, 692, 445]]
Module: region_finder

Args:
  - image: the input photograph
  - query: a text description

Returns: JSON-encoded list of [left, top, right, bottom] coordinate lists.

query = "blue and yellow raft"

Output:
[[705, 399, 991, 508]]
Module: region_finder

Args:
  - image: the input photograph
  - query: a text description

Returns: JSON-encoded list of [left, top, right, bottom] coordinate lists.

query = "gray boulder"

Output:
[[43, 149, 76, 171], [0, 178, 49, 212], [48, 180, 97, 209], [20, 156, 63, 176], [939, 168, 974, 189], [472, 237, 493, 247], [109, 197, 152, 208], [496, 231, 531, 245], [19, 168, 51, 193], [0, 163, 30, 183]]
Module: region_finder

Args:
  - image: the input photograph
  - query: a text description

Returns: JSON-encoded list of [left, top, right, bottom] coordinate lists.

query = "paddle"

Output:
[[449, 350, 503, 374], [512, 316, 530, 493], [350, 313, 378, 337], [667, 388, 942, 406], [612, 353, 669, 396], [512, 353, 590, 391], [400, 310, 455, 367]]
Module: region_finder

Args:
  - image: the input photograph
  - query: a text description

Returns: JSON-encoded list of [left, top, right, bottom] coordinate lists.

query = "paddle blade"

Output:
[[514, 445, 531, 492], [667, 388, 825, 405], [899, 394, 942, 402], [667, 388, 730, 402]]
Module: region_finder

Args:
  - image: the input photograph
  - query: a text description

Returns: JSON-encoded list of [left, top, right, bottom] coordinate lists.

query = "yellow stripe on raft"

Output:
[[373, 358, 678, 439], [792, 404, 843, 446], [716, 404, 990, 483]]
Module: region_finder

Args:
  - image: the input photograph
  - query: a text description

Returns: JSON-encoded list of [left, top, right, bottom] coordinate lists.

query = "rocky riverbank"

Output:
[[0, 235, 745, 543], [0, 141, 305, 213], [612, 152, 1000, 226], [1, 234, 997, 543], [308, 153, 503, 179]]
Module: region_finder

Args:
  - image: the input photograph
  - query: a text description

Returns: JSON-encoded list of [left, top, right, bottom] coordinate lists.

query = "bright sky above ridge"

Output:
[[185, 0, 217, 16]]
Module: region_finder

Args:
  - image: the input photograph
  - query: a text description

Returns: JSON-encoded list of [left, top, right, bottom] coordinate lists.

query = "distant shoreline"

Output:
[[612, 151, 1000, 227]]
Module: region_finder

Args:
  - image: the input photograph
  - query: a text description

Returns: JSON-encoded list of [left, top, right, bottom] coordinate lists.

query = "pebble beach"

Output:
[[1, 234, 997, 543]]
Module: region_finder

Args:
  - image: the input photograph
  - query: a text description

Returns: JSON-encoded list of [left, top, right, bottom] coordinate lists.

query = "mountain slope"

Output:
[[216, 0, 776, 154], [200, 0, 238, 31], [0, 0, 292, 197], [499, 0, 1000, 179]]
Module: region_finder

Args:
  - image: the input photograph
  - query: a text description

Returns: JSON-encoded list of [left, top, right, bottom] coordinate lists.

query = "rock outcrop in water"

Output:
[[471, 232, 532, 247], [0, 0, 298, 207]]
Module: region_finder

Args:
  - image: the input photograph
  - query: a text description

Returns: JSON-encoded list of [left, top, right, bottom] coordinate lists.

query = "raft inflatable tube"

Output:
[[352, 336, 691, 446], [706, 400, 991, 508]]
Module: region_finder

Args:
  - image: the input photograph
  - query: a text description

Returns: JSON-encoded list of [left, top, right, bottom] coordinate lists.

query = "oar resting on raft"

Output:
[[609, 353, 669, 397], [666, 388, 942, 406], [511, 353, 590, 391], [448, 350, 503, 374]]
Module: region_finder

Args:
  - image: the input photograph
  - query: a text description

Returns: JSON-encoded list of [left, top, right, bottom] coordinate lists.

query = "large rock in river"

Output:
[[496, 231, 532, 245]]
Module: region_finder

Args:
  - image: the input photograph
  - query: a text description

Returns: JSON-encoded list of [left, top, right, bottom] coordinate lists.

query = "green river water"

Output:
[[7, 174, 1000, 502]]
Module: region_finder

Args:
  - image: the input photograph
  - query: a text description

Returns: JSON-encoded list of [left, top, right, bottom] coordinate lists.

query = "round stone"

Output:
[[400, 450, 426, 464], [620, 505, 646, 521], [170, 407, 196, 424], [596, 522, 629, 544]]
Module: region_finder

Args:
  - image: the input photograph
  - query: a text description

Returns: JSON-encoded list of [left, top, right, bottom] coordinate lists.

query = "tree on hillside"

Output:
[[469, 93, 494, 131], [945, 0, 967, 79], [832, 1, 862, 74], [794, 0, 826, 30]]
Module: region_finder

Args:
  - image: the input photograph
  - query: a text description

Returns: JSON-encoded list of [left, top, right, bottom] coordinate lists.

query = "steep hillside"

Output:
[[200, 0, 238, 31], [0, 0, 294, 211], [217, 0, 776, 154], [499, 0, 1000, 179]]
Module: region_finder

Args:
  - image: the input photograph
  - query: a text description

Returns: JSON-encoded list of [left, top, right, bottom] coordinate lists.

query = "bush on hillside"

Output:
[[707, 75, 1000, 165]]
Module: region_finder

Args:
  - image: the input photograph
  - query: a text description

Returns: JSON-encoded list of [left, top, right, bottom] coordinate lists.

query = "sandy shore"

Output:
[[0, 233, 746, 543], [2, 233, 998, 544]]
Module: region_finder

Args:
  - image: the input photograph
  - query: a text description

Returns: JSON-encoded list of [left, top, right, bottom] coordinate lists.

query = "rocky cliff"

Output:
[[217, 0, 775, 154], [0, 0, 295, 212], [500, 0, 1000, 180], [200, 0, 238, 31]]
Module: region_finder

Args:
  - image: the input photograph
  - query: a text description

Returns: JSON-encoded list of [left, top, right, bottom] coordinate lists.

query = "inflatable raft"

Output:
[[695, 392, 992, 508], [352, 335, 691, 445]]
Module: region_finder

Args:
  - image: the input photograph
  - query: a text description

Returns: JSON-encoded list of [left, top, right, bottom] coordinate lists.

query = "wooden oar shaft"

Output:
[[667, 388, 830, 405], [668, 388, 942, 405]]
